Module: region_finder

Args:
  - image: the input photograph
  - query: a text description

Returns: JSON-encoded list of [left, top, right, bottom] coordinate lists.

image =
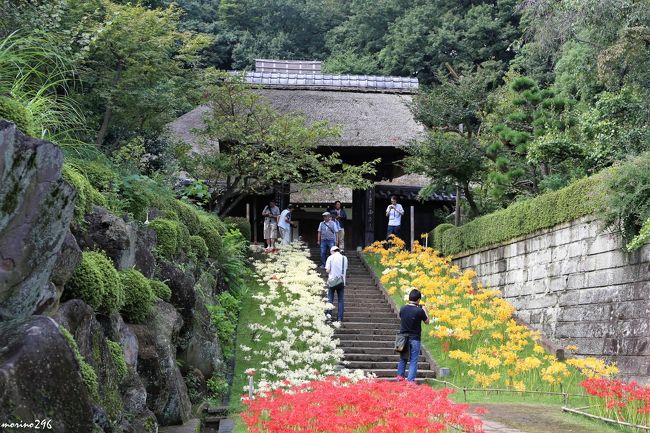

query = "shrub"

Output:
[[60, 326, 99, 400], [62, 164, 108, 222], [119, 268, 156, 323], [149, 279, 172, 302], [198, 214, 223, 259], [224, 216, 251, 241], [207, 375, 229, 400], [599, 152, 650, 248], [149, 219, 180, 259], [65, 158, 118, 193], [432, 223, 455, 253], [65, 251, 125, 314], [177, 221, 191, 253], [0, 96, 37, 136], [170, 200, 202, 235], [438, 171, 607, 256], [119, 175, 159, 221], [189, 235, 208, 262], [106, 340, 128, 381]]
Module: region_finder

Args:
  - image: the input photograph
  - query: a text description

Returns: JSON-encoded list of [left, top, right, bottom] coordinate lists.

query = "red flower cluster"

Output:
[[242, 377, 484, 433], [582, 378, 650, 423]]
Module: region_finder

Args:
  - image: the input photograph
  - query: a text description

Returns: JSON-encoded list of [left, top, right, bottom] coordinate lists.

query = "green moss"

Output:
[[62, 164, 107, 222], [189, 235, 208, 262], [198, 213, 223, 259], [0, 96, 37, 136], [170, 200, 202, 235], [106, 340, 127, 381], [119, 268, 156, 323], [149, 279, 172, 302], [65, 158, 118, 192], [144, 416, 158, 433], [64, 251, 125, 313], [149, 218, 180, 259], [59, 326, 99, 400], [224, 216, 252, 241], [177, 221, 191, 252], [439, 171, 607, 256]]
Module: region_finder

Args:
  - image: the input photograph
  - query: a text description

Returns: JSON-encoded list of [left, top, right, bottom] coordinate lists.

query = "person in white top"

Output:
[[325, 246, 348, 322], [385, 195, 404, 239], [277, 204, 294, 245]]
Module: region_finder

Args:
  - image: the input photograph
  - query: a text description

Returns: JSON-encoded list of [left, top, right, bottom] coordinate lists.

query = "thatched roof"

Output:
[[168, 89, 423, 150]]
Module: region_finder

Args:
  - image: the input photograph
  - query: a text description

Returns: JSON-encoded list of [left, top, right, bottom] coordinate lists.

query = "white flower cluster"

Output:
[[245, 244, 369, 394]]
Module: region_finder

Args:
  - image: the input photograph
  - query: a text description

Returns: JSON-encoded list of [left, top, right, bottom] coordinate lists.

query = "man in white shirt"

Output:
[[278, 204, 294, 245], [325, 246, 348, 322], [385, 195, 405, 239]]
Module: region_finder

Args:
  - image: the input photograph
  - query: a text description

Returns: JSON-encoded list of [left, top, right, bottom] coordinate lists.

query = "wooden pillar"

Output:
[[364, 186, 375, 247], [352, 189, 364, 249], [410, 205, 415, 251]]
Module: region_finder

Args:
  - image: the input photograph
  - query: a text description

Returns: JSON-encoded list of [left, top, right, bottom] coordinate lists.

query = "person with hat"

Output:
[[325, 245, 348, 322], [317, 211, 338, 268]]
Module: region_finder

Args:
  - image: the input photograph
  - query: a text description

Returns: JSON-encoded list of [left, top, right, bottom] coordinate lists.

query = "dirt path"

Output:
[[469, 403, 621, 433]]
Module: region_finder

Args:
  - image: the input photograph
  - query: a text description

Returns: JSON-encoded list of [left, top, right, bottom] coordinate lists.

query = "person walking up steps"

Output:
[[317, 212, 338, 268], [325, 246, 347, 322], [396, 289, 430, 382]]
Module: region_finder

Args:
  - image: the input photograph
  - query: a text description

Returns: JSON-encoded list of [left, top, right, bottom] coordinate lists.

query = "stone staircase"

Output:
[[309, 247, 437, 382]]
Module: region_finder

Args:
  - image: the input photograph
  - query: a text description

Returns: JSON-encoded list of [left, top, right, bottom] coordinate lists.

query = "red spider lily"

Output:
[[241, 377, 484, 433], [582, 378, 650, 425]]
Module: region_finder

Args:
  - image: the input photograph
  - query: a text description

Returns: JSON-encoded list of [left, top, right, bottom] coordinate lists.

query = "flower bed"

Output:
[[242, 377, 484, 433], [364, 237, 617, 393], [242, 244, 365, 395], [581, 378, 650, 427]]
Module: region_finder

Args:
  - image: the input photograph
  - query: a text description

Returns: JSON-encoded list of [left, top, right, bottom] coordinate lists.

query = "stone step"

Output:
[[378, 377, 434, 384], [342, 347, 407, 355], [336, 339, 394, 348], [343, 312, 397, 320], [344, 353, 414, 362], [336, 333, 394, 341], [365, 369, 437, 378], [337, 307, 395, 314], [345, 360, 430, 370], [159, 419, 201, 433], [339, 322, 397, 330], [342, 317, 399, 324]]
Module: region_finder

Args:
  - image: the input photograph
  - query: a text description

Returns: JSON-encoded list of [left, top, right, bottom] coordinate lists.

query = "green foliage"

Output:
[[220, 229, 251, 295], [119, 268, 156, 323], [223, 216, 251, 241], [106, 340, 128, 381], [149, 219, 180, 259], [170, 200, 202, 235], [62, 164, 108, 222], [65, 251, 125, 314], [206, 374, 228, 400], [0, 95, 36, 135], [65, 157, 118, 193], [599, 153, 650, 246], [59, 326, 99, 400], [189, 235, 208, 263], [208, 291, 242, 359], [149, 279, 172, 302], [627, 219, 650, 252], [198, 213, 224, 259], [179, 180, 211, 207], [438, 172, 606, 256], [432, 223, 455, 253], [118, 175, 161, 221]]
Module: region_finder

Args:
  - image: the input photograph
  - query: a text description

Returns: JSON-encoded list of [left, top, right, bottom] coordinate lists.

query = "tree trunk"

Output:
[[462, 182, 480, 218], [96, 61, 123, 147], [219, 192, 247, 217], [454, 184, 461, 226]]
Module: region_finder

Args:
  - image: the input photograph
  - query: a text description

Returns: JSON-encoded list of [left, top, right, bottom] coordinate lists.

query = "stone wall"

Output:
[[452, 215, 650, 382]]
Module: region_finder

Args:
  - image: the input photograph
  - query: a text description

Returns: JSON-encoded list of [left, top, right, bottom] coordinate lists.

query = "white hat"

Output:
[[330, 246, 340, 253], [322, 212, 330, 216]]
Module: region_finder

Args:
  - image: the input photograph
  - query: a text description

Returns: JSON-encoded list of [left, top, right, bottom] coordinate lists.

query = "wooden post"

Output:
[[454, 185, 461, 226], [410, 205, 415, 251]]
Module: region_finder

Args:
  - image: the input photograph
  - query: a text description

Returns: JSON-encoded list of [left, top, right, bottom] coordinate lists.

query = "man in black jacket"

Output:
[[397, 289, 430, 382]]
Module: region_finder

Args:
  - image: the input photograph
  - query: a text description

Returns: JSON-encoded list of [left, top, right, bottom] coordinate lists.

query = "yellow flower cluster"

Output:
[[365, 239, 618, 391]]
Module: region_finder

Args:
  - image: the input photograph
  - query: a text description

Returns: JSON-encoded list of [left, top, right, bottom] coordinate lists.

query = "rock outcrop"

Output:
[[131, 300, 192, 425], [0, 316, 95, 433], [0, 121, 76, 320]]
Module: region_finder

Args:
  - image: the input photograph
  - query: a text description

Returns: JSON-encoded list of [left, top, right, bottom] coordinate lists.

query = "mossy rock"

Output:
[[0, 96, 37, 136], [62, 164, 108, 222], [149, 279, 171, 302], [65, 158, 118, 192], [170, 200, 202, 235], [119, 268, 156, 323], [106, 340, 127, 381], [59, 326, 99, 400], [189, 235, 208, 263], [197, 214, 223, 259], [64, 251, 125, 314], [149, 219, 180, 259], [177, 221, 191, 252]]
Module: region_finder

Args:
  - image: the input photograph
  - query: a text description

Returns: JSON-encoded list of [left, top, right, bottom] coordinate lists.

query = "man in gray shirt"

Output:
[[317, 212, 338, 268]]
